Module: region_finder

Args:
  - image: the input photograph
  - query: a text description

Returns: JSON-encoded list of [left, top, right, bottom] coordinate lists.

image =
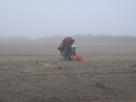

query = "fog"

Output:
[[0, 35, 136, 55], [1, 0, 136, 55], [0, 0, 136, 38]]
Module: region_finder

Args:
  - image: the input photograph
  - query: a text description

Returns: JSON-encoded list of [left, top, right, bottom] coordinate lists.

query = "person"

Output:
[[71, 44, 76, 56], [58, 37, 75, 60]]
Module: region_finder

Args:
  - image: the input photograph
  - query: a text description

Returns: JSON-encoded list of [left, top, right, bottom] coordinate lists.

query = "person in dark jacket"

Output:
[[58, 37, 75, 60]]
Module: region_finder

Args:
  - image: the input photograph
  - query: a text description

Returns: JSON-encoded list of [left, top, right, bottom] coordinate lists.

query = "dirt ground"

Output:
[[0, 55, 136, 102]]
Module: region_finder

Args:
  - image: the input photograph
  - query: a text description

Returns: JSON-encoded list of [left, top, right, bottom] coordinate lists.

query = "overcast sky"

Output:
[[0, 0, 136, 38]]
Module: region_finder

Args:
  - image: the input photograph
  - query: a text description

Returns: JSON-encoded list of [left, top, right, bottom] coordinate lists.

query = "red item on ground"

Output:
[[75, 55, 83, 62]]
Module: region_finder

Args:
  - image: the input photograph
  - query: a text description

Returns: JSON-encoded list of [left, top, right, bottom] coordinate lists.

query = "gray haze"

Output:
[[0, 0, 136, 38]]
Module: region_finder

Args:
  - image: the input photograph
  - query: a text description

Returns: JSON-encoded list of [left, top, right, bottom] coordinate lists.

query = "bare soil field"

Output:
[[0, 54, 136, 102], [0, 38, 136, 102]]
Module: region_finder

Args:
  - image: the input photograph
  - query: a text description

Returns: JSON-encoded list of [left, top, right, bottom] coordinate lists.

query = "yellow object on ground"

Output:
[[39, 63, 58, 71], [42, 63, 57, 68]]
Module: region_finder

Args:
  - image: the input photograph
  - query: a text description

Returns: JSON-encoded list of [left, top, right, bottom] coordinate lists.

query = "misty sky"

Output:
[[0, 0, 136, 38]]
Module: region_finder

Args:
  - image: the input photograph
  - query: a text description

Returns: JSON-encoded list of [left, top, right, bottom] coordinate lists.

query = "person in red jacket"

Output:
[[58, 37, 75, 60]]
